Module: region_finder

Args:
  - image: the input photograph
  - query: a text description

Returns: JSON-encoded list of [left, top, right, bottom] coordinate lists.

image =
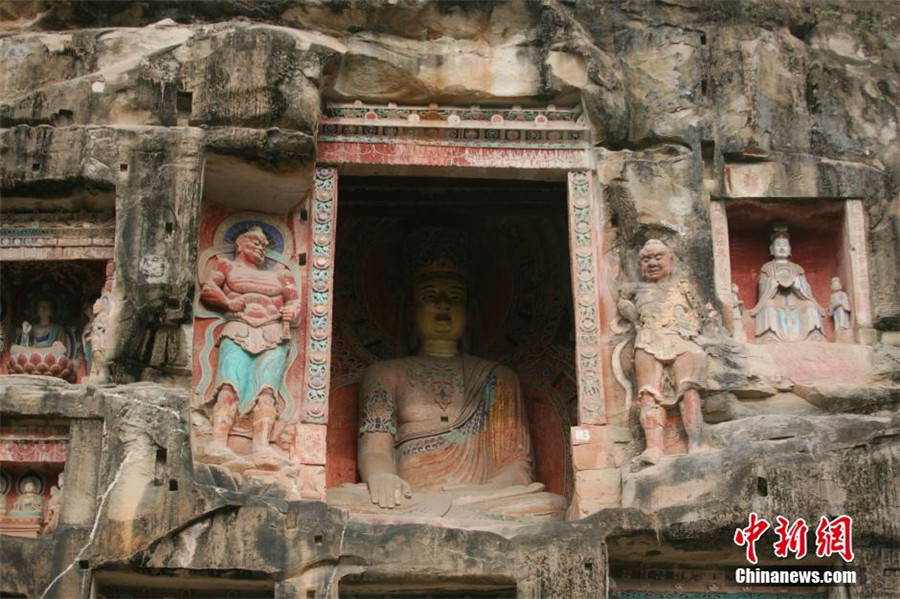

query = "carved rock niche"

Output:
[[0, 189, 116, 384], [722, 200, 869, 344], [91, 571, 275, 599], [711, 198, 875, 389], [0, 419, 69, 538], [326, 176, 576, 528], [190, 154, 319, 500]]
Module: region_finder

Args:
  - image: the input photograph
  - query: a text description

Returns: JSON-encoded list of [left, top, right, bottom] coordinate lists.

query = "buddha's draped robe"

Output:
[[751, 260, 825, 342], [330, 355, 567, 526], [359, 357, 532, 491]]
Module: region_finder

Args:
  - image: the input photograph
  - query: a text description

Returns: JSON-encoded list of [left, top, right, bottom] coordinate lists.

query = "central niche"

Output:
[[327, 176, 575, 501]]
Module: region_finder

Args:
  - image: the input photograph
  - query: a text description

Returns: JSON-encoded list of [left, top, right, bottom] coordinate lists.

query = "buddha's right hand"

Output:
[[367, 473, 412, 508]]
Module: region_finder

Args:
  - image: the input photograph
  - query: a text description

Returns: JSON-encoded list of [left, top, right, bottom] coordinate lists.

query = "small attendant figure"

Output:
[[731, 283, 747, 342], [829, 277, 854, 344]]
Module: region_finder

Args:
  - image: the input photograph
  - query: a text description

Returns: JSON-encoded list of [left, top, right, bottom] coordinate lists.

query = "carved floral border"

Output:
[[304, 167, 338, 423], [567, 171, 605, 425]]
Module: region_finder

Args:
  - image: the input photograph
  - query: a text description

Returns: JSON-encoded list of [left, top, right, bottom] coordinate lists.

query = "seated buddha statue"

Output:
[[8, 298, 77, 380], [750, 227, 825, 343], [18, 299, 69, 353], [328, 228, 567, 527], [10, 480, 43, 519]]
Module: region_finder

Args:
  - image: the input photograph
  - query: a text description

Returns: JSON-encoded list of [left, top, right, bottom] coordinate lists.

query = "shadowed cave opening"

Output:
[[327, 176, 576, 501]]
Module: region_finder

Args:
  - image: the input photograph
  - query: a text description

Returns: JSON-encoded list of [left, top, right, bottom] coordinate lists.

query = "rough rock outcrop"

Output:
[[1, 1, 898, 598]]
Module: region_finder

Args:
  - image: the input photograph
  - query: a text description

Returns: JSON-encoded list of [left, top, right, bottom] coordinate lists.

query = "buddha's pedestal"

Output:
[[7, 345, 75, 381], [0, 516, 42, 538]]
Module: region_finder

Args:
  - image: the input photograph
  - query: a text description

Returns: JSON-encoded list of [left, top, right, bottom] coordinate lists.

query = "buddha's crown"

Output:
[[770, 223, 790, 241], [403, 226, 470, 281]]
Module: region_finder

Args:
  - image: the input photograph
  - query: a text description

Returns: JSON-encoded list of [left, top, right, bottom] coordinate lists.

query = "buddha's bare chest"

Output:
[[396, 358, 466, 423]]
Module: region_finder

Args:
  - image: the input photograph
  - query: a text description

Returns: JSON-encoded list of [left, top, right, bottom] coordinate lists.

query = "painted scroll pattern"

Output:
[[567, 171, 604, 424], [304, 167, 337, 423]]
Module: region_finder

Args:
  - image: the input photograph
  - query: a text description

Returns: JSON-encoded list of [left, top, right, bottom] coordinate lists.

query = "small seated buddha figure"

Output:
[[750, 227, 825, 343], [10, 480, 43, 520], [8, 298, 77, 380], [18, 299, 69, 353], [328, 228, 567, 528]]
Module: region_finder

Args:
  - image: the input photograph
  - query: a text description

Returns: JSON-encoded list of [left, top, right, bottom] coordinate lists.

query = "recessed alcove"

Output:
[[1, 187, 115, 213], [339, 578, 518, 598], [326, 176, 576, 501], [607, 531, 833, 597], [202, 153, 312, 213], [92, 571, 275, 599], [191, 153, 317, 496], [725, 199, 850, 343], [0, 188, 115, 261], [0, 260, 108, 382], [0, 418, 69, 538], [0, 184, 116, 383]]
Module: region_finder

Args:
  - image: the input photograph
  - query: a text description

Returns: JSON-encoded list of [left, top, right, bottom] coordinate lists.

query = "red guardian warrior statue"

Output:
[[199, 226, 302, 462], [617, 239, 711, 465]]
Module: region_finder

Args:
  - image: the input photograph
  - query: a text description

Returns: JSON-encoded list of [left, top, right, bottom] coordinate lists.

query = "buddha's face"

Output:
[[36, 300, 53, 323], [413, 274, 467, 344], [639, 243, 673, 282], [831, 277, 842, 291], [236, 231, 267, 266], [770, 237, 791, 259]]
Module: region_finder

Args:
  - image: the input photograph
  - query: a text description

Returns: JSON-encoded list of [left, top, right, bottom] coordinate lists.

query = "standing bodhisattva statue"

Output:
[[750, 227, 825, 343], [200, 227, 301, 461], [328, 227, 566, 525], [618, 239, 710, 465], [829, 276, 853, 343]]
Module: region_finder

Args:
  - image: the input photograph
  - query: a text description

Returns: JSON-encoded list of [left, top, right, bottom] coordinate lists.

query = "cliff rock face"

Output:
[[1, 2, 898, 598]]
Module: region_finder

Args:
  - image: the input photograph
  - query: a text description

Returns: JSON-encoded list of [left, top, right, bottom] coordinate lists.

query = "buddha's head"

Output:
[[831, 276, 843, 291], [404, 227, 472, 353], [35, 299, 54, 324], [638, 239, 674, 282], [412, 272, 468, 345], [235, 226, 269, 266], [769, 227, 792, 260]]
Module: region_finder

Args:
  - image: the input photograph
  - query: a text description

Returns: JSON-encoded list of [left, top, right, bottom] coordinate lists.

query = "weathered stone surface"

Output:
[[1, 2, 899, 598], [1, 21, 343, 131], [710, 26, 812, 154], [615, 25, 705, 143], [597, 144, 717, 296]]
